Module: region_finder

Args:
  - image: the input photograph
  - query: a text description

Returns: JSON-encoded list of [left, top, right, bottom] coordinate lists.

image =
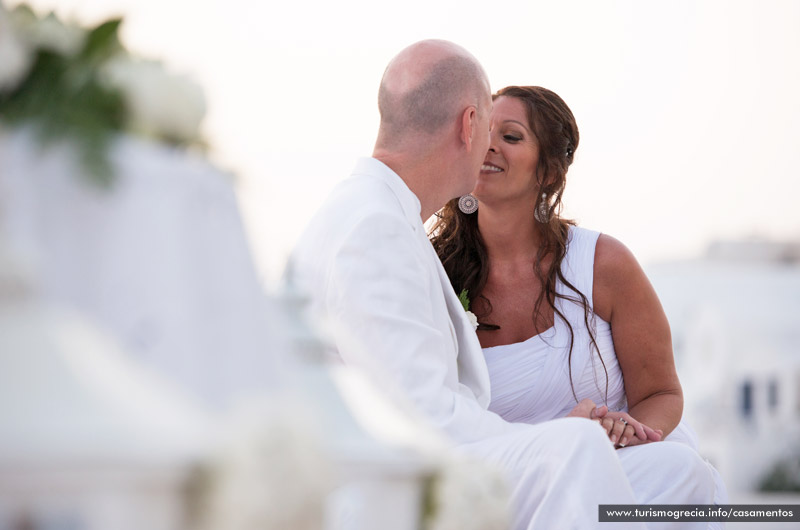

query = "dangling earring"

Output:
[[458, 194, 478, 214], [534, 193, 550, 223]]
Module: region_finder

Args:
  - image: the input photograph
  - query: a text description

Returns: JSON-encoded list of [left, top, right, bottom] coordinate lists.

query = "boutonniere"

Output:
[[458, 289, 479, 331]]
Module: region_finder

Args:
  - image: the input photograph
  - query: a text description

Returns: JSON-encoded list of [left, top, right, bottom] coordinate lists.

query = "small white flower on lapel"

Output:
[[465, 310, 478, 331], [458, 289, 479, 331]]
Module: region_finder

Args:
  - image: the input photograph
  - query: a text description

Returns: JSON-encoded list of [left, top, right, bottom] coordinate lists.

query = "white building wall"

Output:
[[647, 247, 800, 494]]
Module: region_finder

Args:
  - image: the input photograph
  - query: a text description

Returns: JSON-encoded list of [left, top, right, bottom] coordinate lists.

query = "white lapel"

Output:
[[362, 156, 493, 406], [424, 232, 492, 406]]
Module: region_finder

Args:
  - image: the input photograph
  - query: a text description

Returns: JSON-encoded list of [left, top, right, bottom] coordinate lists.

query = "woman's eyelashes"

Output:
[[503, 133, 522, 143]]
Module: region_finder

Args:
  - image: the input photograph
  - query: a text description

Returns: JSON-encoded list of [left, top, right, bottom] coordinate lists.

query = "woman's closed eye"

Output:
[[503, 134, 522, 143]]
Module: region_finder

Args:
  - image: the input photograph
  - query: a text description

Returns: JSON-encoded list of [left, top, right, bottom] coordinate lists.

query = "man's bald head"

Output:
[[377, 40, 489, 144]]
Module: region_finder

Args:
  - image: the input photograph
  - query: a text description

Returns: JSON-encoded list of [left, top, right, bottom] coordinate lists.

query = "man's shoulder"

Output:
[[288, 171, 427, 313], [306, 173, 410, 237], [334, 173, 404, 212], [291, 173, 414, 271]]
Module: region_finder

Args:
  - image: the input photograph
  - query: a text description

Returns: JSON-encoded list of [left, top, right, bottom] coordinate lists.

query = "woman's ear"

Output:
[[538, 169, 558, 194]]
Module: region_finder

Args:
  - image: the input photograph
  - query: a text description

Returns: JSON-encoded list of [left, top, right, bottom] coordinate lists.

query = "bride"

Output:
[[430, 85, 727, 523]]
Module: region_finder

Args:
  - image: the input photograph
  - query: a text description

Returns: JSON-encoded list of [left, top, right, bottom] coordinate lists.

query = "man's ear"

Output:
[[460, 105, 477, 152]]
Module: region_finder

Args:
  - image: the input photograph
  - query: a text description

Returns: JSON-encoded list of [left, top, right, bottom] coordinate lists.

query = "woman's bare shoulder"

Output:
[[592, 233, 647, 319]]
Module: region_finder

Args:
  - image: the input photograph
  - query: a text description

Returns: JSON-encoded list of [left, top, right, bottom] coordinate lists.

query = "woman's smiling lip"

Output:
[[481, 163, 504, 173]]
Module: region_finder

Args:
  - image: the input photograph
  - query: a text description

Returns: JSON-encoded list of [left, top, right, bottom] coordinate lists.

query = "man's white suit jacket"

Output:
[[291, 157, 518, 443]]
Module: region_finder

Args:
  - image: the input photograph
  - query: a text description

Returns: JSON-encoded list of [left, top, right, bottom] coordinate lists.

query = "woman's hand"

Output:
[[596, 410, 662, 448], [565, 399, 662, 448], [566, 398, 608, 420]]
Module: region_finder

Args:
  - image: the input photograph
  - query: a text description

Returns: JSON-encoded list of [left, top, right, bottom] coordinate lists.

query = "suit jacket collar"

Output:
[[430, 241, 491, 404], [351, 157, 492, 406], [352, 157, 422, 231]]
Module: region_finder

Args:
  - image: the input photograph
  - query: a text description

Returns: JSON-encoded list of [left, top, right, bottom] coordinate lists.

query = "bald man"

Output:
[[289, 40, 711, 529]]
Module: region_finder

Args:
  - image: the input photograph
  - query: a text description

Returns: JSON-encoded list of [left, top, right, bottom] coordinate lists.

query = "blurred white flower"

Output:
[[26, 13, 86, 56], [201, 403, 333, 530], [466, 310, 478, 331], [0, 8, 33, 92], [427, 455, 511, 530], [103, 57, 206, 143], [10, 10, 86, 56]]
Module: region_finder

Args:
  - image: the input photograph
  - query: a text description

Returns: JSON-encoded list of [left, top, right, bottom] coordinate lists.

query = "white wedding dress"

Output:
[[482, 226, 728, 529]]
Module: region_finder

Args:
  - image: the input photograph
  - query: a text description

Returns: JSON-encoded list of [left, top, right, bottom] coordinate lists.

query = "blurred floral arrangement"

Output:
[[424, 455, 511, 530], [191, 406, 333, 530], [195, 413, 512, 530], [0, 2, 206, 185]]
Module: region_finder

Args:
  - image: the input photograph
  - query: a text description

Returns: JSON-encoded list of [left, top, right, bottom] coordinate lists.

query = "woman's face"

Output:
[[472, 96, 541, 207]]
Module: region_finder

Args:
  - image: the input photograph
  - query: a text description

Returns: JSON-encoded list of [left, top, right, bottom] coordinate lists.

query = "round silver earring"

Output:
[[458, 194, 478, 214], [534, 193, 550, 223]]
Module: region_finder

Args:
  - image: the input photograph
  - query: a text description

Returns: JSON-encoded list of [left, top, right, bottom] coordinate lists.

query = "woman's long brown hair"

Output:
[[429, 86, 607, 403]]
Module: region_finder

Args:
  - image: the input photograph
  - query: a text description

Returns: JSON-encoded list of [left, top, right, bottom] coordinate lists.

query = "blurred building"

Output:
[[0, 130, 443, 530], [647, 236, 800, 493], [0, 235, 213, 530]]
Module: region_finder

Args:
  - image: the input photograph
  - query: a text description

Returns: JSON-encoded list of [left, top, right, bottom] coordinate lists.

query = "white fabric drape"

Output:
[[0, 130, 284, 406]]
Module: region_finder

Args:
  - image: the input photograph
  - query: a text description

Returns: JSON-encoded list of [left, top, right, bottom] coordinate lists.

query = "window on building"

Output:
[[768, 379, 779, 412], [795, 371, 800, 417], [741, 380, 753, 418]]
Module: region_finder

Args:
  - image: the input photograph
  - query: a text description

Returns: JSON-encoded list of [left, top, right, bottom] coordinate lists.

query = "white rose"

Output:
[[25, 13, 86, 56], [466, 310, 478, 331], [427, 455, 511, 530], [102, 57, 206, 143], [203, 406, 332, 530], [0, 8, 33, 93], [6, 6, 85, 57]]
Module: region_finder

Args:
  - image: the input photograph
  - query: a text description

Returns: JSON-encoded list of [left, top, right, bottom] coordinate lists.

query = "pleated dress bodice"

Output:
[[480, 226, 728, 521], [482, 226, 628, 423]]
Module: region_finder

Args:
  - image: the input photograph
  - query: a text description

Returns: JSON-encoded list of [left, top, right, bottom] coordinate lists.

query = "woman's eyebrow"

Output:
[[503, 119, 530, 132]]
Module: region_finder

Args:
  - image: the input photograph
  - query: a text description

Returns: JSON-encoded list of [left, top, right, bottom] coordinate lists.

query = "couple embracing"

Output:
[[290, 40, 726, 530]]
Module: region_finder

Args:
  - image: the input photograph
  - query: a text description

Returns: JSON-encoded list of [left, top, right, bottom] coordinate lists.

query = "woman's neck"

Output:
[[477, 200, 544, 263]]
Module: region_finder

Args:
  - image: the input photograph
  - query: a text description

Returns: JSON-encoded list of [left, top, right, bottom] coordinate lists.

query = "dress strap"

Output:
[[554, 226, 604, 399], [559, 226, 601, 307]]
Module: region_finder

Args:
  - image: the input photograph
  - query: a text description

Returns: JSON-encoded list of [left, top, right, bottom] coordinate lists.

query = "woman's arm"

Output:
[[592, 234, 683, 441]]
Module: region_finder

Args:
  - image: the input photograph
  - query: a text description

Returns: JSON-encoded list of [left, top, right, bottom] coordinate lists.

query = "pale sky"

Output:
[[12, 0, 800, 285]]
